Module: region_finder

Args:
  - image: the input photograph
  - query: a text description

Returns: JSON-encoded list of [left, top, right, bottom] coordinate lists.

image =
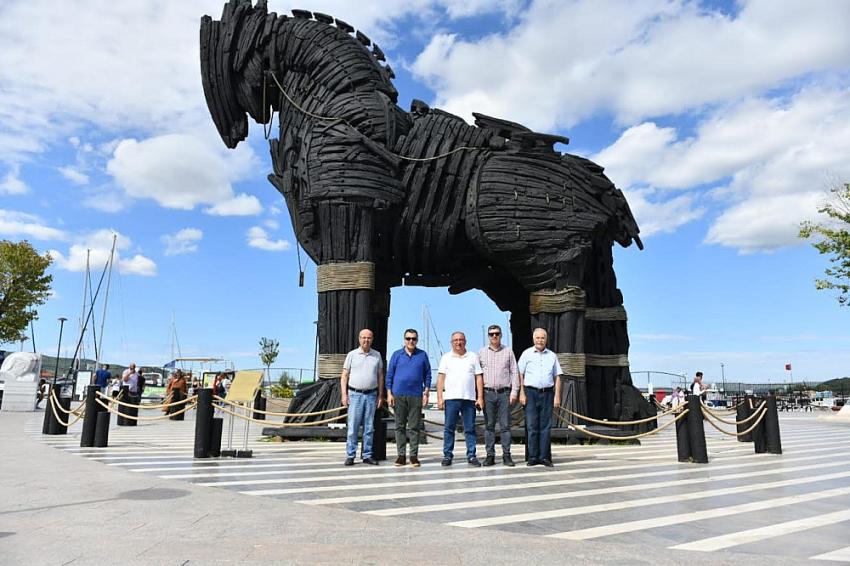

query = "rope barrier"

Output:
[[212, 395, 346, 417], [96, 391, 197, 410], [269, 71, 484, 163], [49, 393, 84, 427], [702, 406, 768, 437], [50, 390, 86, 415], [555, 407, 690, 441], [217, 404, 348, 427], [701, 400, 766, 425], [557, 403, 684, 426], [94, 398, 197, 421]]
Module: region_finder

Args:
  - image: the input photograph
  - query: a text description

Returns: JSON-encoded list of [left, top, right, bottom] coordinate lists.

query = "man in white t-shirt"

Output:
[[691, 372, 707, 397], [436, 331, 484, 467]]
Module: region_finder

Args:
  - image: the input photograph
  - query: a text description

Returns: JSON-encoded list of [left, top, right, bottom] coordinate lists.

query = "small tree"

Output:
[[800, 181, 850, 305], [259, 337, 279, 385], [0, 240, 53, 344]]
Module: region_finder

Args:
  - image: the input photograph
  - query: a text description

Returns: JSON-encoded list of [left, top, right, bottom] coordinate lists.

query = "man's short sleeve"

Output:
[[343, 350, 355, 371], [437, 353, 449, 375], [472, 353, 483, 374], [517, 350, 529, 374], [553, 353, 563, 377], [376, 352, 384, 371]]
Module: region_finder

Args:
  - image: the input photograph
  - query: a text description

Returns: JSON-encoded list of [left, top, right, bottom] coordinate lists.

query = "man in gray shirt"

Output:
[[341, 329, 385, 466]]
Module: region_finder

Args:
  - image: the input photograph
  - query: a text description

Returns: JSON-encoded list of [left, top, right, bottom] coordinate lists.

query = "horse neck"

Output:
[[273, 18, 394, 116]]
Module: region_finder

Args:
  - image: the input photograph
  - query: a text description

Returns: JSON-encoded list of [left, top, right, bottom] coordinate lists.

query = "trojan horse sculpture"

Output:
[[201, 1, 653, 425]]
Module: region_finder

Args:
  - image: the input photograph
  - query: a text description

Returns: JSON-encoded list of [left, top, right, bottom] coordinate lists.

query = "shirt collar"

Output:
[[487, 344, 504, 352]]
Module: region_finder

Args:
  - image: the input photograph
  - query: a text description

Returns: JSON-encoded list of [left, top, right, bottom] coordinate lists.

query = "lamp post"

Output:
[[720, 363, 726, 390], [54, 317, 67, 386]]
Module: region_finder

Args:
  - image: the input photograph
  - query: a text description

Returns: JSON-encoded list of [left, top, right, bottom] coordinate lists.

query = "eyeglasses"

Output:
[[488, 332, 501, 337], [404, 337, 418, 342]]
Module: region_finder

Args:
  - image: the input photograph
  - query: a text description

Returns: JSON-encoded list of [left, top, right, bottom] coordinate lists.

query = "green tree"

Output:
[[0, 240, 53, 344], [259, 337, 279, 385], [800, 182, 850, 305]]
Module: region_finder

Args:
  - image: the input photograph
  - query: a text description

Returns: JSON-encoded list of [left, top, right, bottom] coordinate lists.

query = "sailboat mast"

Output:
[[95, 234, 117, 367]]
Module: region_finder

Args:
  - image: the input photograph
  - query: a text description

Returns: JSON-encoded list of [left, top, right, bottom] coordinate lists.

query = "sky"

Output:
[[2, 0, 850, 388]]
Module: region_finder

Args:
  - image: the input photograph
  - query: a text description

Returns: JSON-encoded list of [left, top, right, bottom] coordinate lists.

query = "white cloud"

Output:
[[263, 219, 280, 230], [162, 228, 203, 256], [0, 210, 66, 241], [0, 165, 28, 195], [623, 188, 705, 238], [58, 166, 89, 186], [204, 194, 263, 217], [48, 229, 156, 276], [106, 134, 259, 214], [411, 0, 850, 130], [246, 226, 291, 252], [595, 86, 850, 251]]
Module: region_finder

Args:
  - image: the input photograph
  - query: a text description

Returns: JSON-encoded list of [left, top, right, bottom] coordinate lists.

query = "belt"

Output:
[[347, 386, 377, 394], [484, 387, 511, 394], [524, 385, 553, 392]]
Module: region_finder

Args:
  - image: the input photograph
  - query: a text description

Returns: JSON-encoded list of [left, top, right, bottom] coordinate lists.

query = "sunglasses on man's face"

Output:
[[404, 336, 418, 342], [488, 332, 501, 337]]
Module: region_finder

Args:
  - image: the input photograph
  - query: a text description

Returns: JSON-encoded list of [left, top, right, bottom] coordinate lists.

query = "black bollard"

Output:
[[372, 406, 387, 461], [764, 394, 782, 455], [752, 398, 768, 454], [675, 408, 691, 462], [116, 386, 129, 426], [252, 389, 266, 421], [736, 397, 753, 442], [209, 417, 223, 457], [48, 393, 71, 435], [169, 389, 186, 421], [686, 395, 709, 463], [80, 385, 101, 447], [125, 389, 139, 427], [94, 411, 110, 447], [194, 388, 214, 458], [42, 384, 56, 434]]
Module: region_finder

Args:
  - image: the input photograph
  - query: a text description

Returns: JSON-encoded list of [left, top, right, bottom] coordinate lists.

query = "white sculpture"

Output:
[[0, 352, 43, 412]]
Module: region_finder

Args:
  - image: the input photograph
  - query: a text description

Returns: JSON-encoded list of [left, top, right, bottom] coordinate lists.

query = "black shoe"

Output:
[[441, 457, 452, 467], [410, 456, 421, 468], [541, 459, 554, 467], [468, 457, 482, 467], [526, 459, 539, 466], [503, 455, 515, 467], [394, 456, 406, 467], [483, 455, 496, 467], [344, 457, 355, 466], [362, 458, 379, 465]]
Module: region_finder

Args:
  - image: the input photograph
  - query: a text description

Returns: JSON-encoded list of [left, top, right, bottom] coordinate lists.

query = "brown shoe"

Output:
[[394, 456, 406, 466], [410, 456, 421, 467]]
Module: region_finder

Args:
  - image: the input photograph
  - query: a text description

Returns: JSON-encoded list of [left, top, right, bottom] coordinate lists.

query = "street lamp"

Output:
[[54, 317, 67, 385], [720, 362, 726, 392]]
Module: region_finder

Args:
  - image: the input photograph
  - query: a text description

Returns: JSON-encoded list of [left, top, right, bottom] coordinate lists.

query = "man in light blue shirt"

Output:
[[518, 328, 562, 467]]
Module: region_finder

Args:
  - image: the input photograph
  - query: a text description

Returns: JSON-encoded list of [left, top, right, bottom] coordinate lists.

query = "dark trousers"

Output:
[[394, 395, 423, 457], [484, 389, 512, 457], [443, 399, 477, 460], [525, 387, 553, 461]]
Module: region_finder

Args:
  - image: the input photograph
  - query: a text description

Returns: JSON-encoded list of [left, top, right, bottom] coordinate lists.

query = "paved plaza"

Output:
[[1, 410, 848, 564]]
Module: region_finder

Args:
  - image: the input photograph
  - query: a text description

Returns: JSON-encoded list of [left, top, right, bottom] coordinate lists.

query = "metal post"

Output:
[[764, 394, 782, 454]]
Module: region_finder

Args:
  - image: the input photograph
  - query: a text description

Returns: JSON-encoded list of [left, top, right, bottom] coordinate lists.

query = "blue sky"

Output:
[[2, 0, 850, 387]]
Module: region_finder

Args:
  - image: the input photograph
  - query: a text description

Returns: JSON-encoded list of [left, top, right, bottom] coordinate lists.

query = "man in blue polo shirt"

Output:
[[518, 328, 562, 467], [94, 364, 112, 394], [386, 328, 432, 467]]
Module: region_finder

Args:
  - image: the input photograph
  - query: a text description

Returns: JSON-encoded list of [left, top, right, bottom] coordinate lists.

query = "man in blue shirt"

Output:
[[518, 328, 562, 467], [94, 364, 111, 394], [386, 329, 432, 467]]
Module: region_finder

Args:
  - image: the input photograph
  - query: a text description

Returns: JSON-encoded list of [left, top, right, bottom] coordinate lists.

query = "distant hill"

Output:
[[817, 377, 850, 391]]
